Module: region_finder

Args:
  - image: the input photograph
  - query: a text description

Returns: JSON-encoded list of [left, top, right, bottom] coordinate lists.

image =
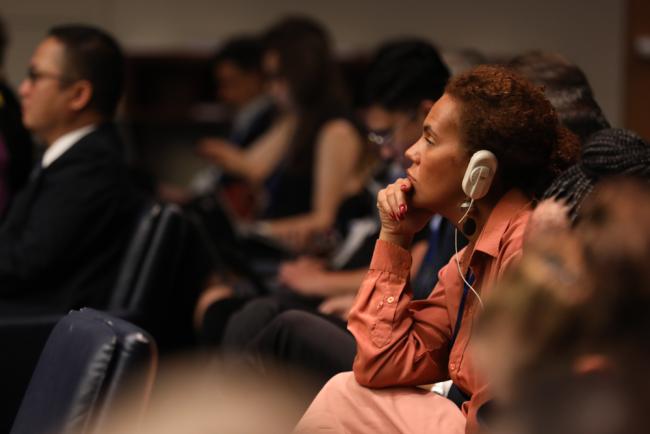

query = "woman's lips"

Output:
[[407, 171, 416, 183]]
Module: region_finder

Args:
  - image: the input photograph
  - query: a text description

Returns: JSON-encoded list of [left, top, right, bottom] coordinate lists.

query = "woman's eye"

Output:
[[424, 136, 434, 145]]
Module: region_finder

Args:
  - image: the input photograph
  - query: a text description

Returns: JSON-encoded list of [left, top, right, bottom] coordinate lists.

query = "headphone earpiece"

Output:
[[461, 150, 498, 200]]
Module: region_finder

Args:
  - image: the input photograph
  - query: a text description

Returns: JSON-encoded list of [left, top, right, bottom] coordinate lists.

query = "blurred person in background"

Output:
[[196, 16, 369, 252], [0, 15, 34, 219], [194, 16, 373, 336], [0, 25, 142, 315], [509, 51, 610, 145], [160, 35, 275, 211]]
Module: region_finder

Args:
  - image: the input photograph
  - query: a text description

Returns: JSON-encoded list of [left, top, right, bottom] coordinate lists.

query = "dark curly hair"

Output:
[[446, 65, 580, 198]]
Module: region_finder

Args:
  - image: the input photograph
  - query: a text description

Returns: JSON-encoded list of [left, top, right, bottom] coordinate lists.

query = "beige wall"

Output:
[[3, 0, 624, 123]]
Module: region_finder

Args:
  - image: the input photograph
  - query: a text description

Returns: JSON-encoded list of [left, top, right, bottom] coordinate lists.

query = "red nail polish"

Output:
[[399, 204, 406, 214], [400, 184, 408, 191]]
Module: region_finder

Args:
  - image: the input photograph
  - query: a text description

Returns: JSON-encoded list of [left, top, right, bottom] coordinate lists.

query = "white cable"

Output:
[[455, 199, 484, 309]]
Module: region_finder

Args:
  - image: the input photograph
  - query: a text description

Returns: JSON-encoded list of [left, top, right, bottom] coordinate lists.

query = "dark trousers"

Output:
[[219, 294, 357, 389]]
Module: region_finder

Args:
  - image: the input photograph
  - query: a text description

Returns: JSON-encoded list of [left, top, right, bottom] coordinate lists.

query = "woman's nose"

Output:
[[404, 142, 419, 165]]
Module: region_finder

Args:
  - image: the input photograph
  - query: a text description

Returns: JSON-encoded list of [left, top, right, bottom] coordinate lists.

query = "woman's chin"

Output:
[[410, 194, 433, 212]]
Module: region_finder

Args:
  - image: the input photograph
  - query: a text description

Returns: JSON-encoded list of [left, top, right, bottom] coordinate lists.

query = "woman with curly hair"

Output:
[[293, 65, 579, 434]]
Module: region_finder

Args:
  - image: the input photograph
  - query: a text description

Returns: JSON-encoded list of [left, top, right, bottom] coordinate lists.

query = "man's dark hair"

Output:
[[509, 51, 610, 144], [48, 24, 124, 118], [364, 39, 450, 112], [0, 16, 7, 68], [213, 36, 263, 72]]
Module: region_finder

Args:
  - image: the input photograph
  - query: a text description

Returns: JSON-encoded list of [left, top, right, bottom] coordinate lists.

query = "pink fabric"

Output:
[[294, 372, 466, 434]]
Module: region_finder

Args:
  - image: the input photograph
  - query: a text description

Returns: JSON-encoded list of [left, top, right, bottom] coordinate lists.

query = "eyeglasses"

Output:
[[367, 109, 419, 147], [368, 129, 394, 147], [25, 67, 72, 85]]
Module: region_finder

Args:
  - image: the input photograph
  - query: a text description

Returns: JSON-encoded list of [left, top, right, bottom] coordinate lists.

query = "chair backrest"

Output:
[[110, 202, 208, 350], [109, 203, 186, 312], [10, 308, 157, 434], [110, 202, 163, 308]]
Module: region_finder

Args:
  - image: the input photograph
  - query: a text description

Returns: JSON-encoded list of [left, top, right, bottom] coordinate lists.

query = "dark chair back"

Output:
[[110, 202, 163, 308], [10, 308, 157, 434], [110, 203, 188, 313], [111, 202, 208, 349]]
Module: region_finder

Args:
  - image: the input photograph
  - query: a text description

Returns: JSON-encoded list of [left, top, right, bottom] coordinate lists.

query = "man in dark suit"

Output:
[[0, 25, 142, 315]]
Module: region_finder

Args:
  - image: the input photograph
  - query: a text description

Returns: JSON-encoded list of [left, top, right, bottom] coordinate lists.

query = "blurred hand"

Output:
[[377, 178, 432, 248], [318, 293, 356, 321], [264, 219, 319, 253], [157, 182, 192, 205], [278, 257, 327, 296], [196, 137, 242, 173], [524, 198, 571, 244]]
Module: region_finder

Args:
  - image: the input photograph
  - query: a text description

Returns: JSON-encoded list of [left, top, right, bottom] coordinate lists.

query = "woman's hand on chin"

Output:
[[377, 178, 432, 249]]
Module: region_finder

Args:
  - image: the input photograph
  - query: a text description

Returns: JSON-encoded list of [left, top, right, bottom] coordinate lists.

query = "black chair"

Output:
[[109, 202, 201, 347], [0, 202, 209, 432], [10, 308, 157, 434]]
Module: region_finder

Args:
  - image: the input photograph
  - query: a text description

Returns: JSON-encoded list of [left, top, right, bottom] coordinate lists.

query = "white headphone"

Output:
[[454, 149, 498, 310], [461, 150, 498, 200]]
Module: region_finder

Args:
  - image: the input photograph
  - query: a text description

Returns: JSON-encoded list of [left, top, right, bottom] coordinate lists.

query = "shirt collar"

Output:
[[42, 124, 96, 168], [473, 189, 532, 258]]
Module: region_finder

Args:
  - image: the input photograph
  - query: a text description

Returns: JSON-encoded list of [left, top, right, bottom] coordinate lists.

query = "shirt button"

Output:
[[387, 296, 395, 304]]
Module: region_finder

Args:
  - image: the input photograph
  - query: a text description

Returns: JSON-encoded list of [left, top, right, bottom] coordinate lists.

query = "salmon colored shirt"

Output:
[[348, 189, 532, 434]]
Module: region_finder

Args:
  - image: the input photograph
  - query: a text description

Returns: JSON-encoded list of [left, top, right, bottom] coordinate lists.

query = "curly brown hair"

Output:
[[446, 65, 580, 197]]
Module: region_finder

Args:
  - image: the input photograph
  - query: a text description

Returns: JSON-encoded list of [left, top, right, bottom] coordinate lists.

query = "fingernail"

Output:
[[399, 204, 406, 214], [400, 184, 408, 191]]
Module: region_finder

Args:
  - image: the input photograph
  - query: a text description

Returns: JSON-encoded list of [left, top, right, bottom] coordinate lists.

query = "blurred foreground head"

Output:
[[95, 356, 315, 434], [475, 178, 650, 407]]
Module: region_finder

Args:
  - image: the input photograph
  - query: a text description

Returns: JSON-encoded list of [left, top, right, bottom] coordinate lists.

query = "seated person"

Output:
[[0, 15, 34, 218], [294, 66, 579, 434], [209, 36, 275, 150], [196, 17, 370, 253], [160, 35, 275, 211], [0, 25, 142, 315], [194, 17, 374, 328]]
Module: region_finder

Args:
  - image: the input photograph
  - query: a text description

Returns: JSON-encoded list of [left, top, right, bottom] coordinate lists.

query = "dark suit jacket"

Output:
[[0, 123, 142, 315]]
